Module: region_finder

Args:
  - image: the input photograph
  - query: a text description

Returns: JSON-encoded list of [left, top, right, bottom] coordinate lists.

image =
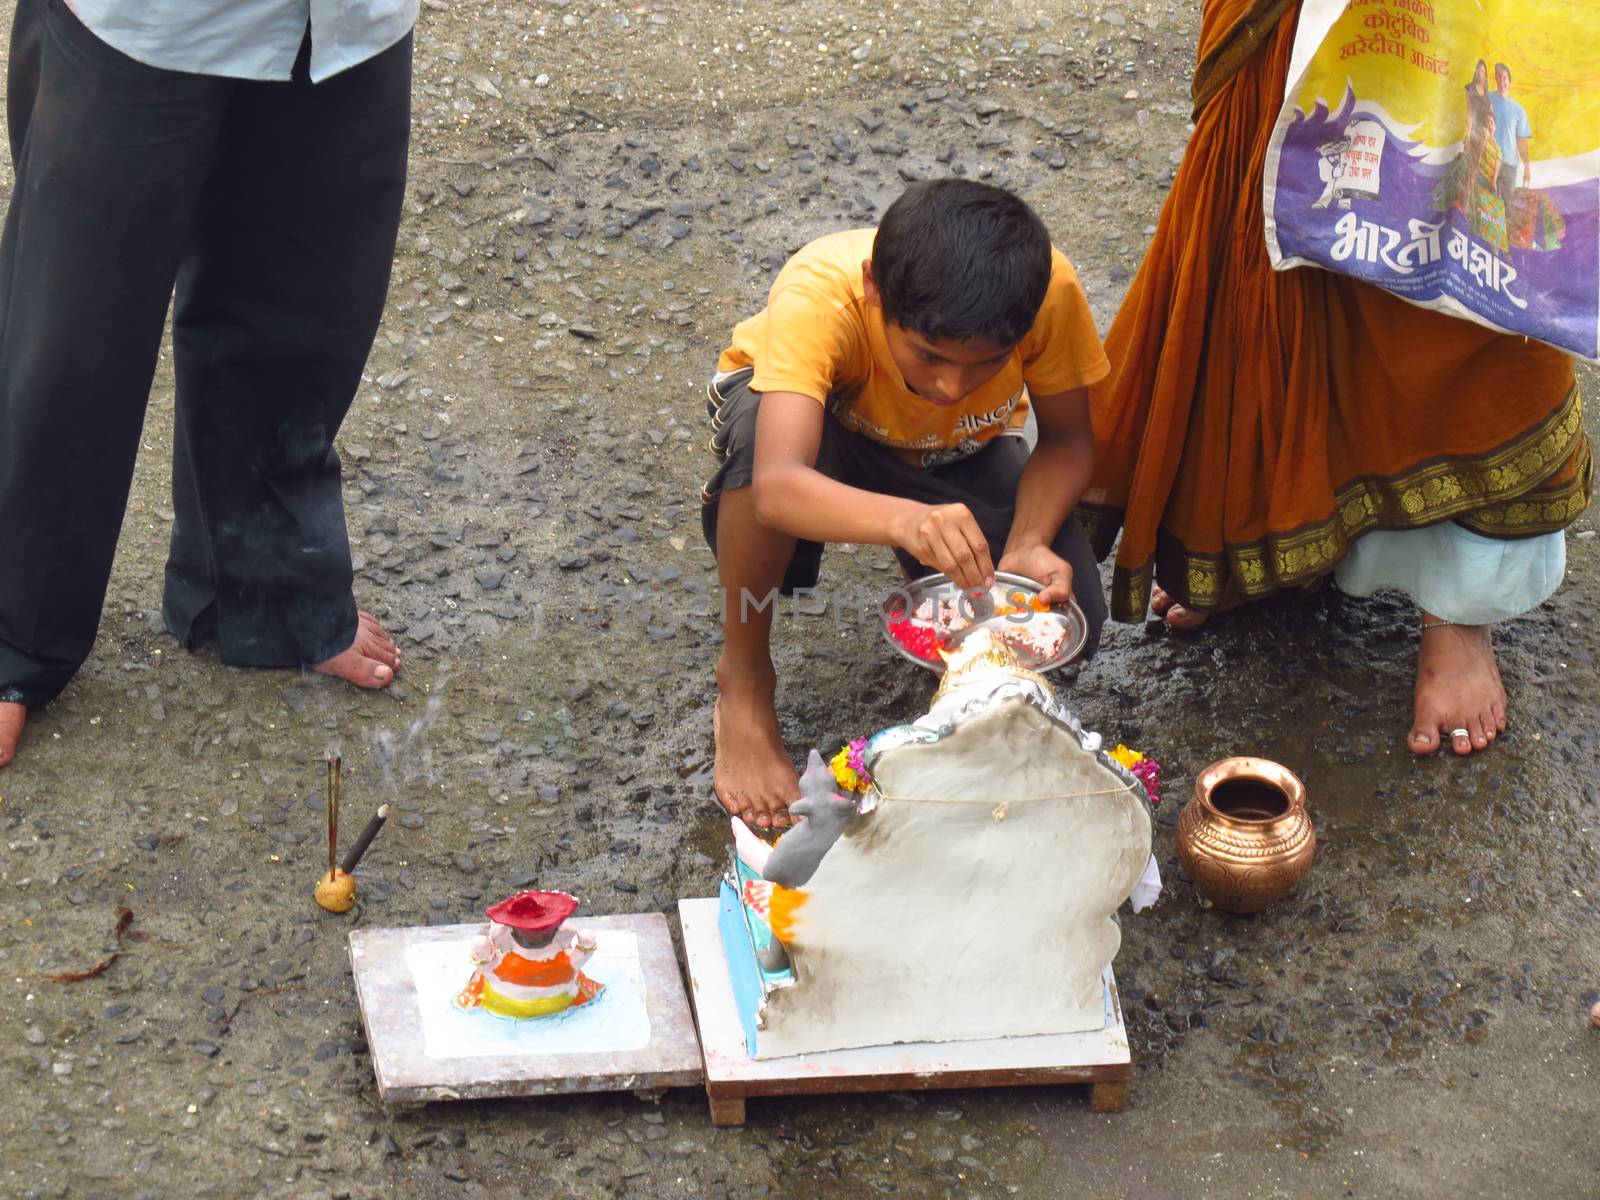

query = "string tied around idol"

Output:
[[867, 785, 1146, 822]]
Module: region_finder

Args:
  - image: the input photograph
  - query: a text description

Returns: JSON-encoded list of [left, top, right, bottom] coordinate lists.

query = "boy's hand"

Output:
[[998, 543, 1074, 606], [892, 503, 995, 591]]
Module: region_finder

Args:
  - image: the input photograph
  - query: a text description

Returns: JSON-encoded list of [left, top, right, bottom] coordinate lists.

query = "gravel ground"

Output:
[[1, 2, 1597, 1197]]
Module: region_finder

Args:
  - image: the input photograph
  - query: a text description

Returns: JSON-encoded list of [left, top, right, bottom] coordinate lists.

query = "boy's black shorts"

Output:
[[699, 367, 1108, 652]]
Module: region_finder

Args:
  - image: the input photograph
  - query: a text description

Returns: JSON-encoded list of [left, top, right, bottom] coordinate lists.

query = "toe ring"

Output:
[[1449, 727, 1470, 740]]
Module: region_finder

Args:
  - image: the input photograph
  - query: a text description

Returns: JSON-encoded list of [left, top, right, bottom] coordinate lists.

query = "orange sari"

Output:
[[1079, 0, 1593, 621]]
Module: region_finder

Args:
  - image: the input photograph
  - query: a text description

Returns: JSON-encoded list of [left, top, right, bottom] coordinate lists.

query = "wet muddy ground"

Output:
[[2, 1, 1597, 1197]]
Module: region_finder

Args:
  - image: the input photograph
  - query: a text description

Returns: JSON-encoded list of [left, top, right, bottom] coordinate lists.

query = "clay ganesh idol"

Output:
[[455, 890, 603, 1019], [726, 628, 1159, 1058]]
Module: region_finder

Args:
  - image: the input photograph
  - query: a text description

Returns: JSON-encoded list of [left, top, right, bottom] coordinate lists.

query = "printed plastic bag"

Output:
[[1264, 0, 1600, 361]]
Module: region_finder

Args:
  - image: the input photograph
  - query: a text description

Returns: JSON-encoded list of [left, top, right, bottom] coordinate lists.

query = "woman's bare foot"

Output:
[[0, 701, 24, 769], [1408, 616, 1506, 757], [312, 611, 401, 689], [713, 668, 797, 831], [1150, 584, 1212, 631]]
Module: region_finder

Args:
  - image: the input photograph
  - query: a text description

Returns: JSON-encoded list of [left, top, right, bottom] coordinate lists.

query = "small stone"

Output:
[[535, 74, 550, 88], [453, 853, 477, 873]]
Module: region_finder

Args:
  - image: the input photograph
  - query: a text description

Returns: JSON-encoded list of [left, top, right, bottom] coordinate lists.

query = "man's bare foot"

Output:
[[0, 701, 23, 769], [1150, 584, 1211, 631], [713, 676, 798, 831], [1408, 617, 1506, 757], [312, 611, 401, 689]]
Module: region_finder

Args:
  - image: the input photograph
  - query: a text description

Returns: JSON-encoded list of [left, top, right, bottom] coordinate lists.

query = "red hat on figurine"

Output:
[[484, 889, 579, 932]]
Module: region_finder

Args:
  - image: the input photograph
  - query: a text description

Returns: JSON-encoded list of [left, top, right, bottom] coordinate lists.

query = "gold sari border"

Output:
[[1091, 382, 1592, 620], [1191, 0, 1298, 120]]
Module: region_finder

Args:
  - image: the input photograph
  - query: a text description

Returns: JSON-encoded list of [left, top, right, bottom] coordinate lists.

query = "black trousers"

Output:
[[700, 368, 1109, 654], [0, 0, 412, 708], [1495, 162, 1520, 225]]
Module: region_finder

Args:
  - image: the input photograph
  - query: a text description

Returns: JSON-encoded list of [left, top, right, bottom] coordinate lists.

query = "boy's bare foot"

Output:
[[312, 611, 401, 689], [1150, 584, 1211, 631], [1408, 618, 1505, 757], [713, 679, 798, 831], [0, 701, 23, 769]]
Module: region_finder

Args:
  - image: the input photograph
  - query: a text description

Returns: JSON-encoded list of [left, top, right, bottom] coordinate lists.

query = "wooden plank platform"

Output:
[[349, 914, 703, 1106], [676, 897, 1131, 1126]]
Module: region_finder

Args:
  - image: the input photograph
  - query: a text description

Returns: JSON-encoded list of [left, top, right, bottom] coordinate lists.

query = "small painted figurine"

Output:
[[454, 890, 603, 1018]]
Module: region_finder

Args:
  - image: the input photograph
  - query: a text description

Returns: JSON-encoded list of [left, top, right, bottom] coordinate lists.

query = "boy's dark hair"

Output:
[[870, 179, 1052, 348]]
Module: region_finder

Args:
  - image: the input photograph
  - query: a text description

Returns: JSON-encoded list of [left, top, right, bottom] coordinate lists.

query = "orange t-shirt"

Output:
[[718, 228, 1109, 467]]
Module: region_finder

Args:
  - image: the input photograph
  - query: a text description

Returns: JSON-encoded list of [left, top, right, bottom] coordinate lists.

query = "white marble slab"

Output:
[[349, 914, 703, 1106]]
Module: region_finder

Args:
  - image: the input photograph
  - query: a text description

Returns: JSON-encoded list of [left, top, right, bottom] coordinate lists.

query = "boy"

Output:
[[702, 180, 1109, 828]]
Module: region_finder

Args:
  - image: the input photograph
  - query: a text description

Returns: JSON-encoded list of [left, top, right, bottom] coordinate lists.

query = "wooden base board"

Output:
[[676, 897, 1131, 1126], [349, 914, 703, 1106]]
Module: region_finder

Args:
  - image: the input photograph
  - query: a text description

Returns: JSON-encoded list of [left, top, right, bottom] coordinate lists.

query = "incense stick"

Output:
[[326, 753, 341, 877], [340, 804, 390, 874]]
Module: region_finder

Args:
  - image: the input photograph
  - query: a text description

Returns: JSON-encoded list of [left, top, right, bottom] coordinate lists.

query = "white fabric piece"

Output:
[[1333, 524, 1566, 624], [731, 818, 772, 876], [1128, 854, 1163, 913]]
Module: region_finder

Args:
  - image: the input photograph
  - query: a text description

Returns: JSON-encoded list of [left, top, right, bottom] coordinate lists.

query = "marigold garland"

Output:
[[828, 735, 1156, 806], [1108, 743, 1162, 806], [829, 737, 872, 792]]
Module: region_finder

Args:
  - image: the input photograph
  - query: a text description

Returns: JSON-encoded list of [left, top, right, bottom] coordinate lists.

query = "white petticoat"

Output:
[[1333, 524, 1566, 624]]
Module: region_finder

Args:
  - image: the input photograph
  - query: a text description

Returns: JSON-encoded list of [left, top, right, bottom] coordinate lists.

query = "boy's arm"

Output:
[[751, 391, 995, 589], [997, 386, 1093, 605]]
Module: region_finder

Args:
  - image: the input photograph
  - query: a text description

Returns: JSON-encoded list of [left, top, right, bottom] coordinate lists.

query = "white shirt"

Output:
[[71, 0, 419, 84]]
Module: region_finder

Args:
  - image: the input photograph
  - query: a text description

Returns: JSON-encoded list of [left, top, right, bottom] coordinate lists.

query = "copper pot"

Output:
[[1176, 757, 1315, 914]]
